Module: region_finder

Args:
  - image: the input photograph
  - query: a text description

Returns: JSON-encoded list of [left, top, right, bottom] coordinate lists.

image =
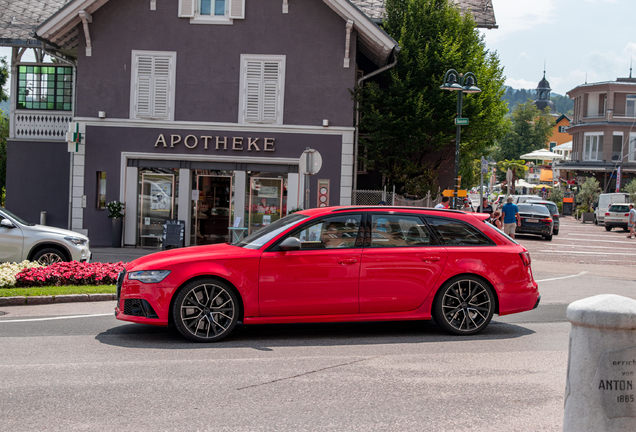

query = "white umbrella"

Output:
[[520, 148, 564, 160]]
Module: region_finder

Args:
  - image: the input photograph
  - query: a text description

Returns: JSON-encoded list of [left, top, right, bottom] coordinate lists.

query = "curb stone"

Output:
[[0, 296, 26, 306], [54, 294, 90, 303], [0, 294, 116, 306], [26, 296, 55, 305]]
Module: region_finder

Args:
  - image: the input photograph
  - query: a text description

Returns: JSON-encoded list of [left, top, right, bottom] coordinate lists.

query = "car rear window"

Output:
[[609, 205, 630, 212], [426, 217, 494, 246], [526, 201, 557, 214], [518, 204, 550, 215]]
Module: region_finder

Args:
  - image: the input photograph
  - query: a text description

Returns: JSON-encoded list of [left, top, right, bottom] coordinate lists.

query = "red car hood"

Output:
[[126, 243, 255, 271]]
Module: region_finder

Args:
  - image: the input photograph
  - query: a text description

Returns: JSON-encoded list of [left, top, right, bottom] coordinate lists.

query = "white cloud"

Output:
[[517, 52, 532, 62], [505, 78, 537, 89], [485, 0, 557, 43]]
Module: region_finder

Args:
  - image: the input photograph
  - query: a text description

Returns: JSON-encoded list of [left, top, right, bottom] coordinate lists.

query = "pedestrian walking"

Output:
[[628, 203, 636, 239], [435, 196, 450, 209], [501, 196, 521, 239], [481, 198, 493, 215]]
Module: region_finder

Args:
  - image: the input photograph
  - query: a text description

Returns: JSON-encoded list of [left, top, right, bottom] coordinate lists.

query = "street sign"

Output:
[[443, 189, 468, 197], [481, 158, 488, 173], [299, 149, 322, 175], [455, 118, 469, 125]]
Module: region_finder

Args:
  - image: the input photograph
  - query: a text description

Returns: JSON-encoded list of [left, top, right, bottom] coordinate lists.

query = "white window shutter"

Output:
[[135, 56, 153, 118], [228, 0, 245, 19], [152, 57, 172, 119], [262, 62, 280, 123], [245, 61, 262, 122], [178, 0, 196, 17]]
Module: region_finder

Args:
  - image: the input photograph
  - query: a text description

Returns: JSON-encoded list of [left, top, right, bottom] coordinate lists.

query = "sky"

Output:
[[2, 0, 635, 97], [482, 0, 636, 95]]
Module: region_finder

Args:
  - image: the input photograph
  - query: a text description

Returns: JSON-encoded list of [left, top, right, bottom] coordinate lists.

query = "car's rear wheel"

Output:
[[173, 278, 239, 342], [32, 248, 66, 265], [432, 276, 495, 335], [594, 215, 599, 225], [544, 234, 553, 241], [605, 225, 612, 232], [554, 229, 559, 235]]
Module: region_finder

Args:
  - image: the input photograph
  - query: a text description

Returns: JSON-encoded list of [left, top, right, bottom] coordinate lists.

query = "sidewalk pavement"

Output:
[[90, 247, 158, 263]]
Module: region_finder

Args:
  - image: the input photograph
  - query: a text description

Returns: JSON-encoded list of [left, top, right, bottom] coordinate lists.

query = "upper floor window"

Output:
[[583, 133, 603, 161], [179, 0, 244, 24], [626, 95, 636, 117], [17, 65, 73, 111], [130, 51, 177, 121], [239, 55, 286, 125], [558, 126, 566, 133]]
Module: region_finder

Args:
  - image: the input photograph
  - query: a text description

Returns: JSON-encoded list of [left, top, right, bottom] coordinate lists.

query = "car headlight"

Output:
[[127, 270, 171, 283], [64, 236, 87, 246]]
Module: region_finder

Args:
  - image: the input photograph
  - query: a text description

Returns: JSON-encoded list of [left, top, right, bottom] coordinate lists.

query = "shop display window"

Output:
[[248, 177, 284, 234], [191, 172, 233, 245], [139, 169, 179, 248]]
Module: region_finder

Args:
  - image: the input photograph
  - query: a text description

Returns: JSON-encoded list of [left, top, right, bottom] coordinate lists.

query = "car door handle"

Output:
[[421, 256, 441, 263], [337, 258, 358, 265]]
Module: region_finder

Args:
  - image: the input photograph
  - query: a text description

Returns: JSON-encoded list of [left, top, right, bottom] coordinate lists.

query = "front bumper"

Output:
[[69, 242, 91, 262]]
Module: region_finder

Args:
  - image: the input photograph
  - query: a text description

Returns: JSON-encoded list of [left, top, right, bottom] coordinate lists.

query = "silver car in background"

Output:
[[0, 207, 91, 264]]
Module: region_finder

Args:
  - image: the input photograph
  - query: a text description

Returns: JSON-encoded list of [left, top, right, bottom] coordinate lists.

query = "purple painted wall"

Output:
[[5, 140, 70, 228], [83, 125, 343, 245], [76, 0, 357, 127]]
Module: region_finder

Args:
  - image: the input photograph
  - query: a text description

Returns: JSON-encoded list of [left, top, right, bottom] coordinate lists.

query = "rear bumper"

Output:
[[517, 225, 552, 236]]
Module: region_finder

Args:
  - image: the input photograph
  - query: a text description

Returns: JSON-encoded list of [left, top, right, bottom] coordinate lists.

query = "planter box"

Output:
[[581, 212, 595, 223]]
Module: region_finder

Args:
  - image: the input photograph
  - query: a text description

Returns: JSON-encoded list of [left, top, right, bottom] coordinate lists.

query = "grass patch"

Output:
[[0, 285, 116, 297]]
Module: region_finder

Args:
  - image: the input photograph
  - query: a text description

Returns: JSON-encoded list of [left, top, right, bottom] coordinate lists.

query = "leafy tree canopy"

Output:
[[0, 56, 7, 103], [494, 101, 554, 161], [496, 159, 527, 194], [0, 56, 8, 206], [355, 0, 508, 194], [577, 177, 600, 209]]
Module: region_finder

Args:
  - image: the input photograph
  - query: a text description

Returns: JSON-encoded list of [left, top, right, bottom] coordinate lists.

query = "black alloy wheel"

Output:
[[433, 276, 495, 335], [33, 248, 66, 265], [173, 278, 239, 342]]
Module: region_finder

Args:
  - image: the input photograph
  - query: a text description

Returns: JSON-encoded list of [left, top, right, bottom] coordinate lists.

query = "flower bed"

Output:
[[15, 261, 126, 287], [0, 261, 42, 288]]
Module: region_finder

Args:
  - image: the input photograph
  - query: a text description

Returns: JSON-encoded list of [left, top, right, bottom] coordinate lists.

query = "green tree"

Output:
[[355, 0, 508, 195], [495, 101, 554, 161], [548, 187, 564, 203], [576, 177, 600, 211], [623, 178, 636, 204], [497, 159, 527, 194]]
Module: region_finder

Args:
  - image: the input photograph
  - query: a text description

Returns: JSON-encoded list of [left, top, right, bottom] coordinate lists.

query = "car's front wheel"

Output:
[[33, 248, 66, 265], [432, 276, 495, 335], [173, 278, 239, 342]]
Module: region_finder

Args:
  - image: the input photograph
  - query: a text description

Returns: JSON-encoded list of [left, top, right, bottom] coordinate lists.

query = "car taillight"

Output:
[[520, 252, 531, 266], [625, 214, 630, 217], [605, 212, 610, 216], [553, 214, 559, 219], [541, 218, 552, 223]]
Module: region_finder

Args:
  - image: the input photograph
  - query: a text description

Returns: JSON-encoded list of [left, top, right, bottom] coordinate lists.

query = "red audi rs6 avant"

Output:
[[115, 206, 540, 342]]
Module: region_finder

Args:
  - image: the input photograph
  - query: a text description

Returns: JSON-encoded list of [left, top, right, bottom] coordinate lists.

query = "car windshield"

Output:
[[0, 207, 34, 226], [609, 205, 630, 212], [236, 213, 308, 249], [517, 204, 550, 215]]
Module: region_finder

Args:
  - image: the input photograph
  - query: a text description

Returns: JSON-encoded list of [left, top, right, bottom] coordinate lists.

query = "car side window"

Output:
[[287, 215, 361, 250], [369, 214, 433, 247], [426, 217, 494, 246]]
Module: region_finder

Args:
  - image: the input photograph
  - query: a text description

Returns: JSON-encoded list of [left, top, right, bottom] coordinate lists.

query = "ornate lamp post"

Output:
[[440, 69, 481, 208]]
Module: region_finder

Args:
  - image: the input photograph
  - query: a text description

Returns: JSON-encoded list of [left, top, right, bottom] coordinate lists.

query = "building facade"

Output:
[[556, 77, 636, 192], [2, 0, 397, 246]]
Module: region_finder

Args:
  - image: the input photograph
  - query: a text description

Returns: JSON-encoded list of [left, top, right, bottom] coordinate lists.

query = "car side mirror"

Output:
[[1, 219, 15, 229], [279, 237, 301, 251]]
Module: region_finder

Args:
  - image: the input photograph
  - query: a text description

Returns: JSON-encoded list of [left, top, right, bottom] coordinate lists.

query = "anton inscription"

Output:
[[593, 346, 636, 418]]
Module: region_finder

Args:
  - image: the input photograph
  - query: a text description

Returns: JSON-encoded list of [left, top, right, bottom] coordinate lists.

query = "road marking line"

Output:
[[554, 238, 636, 244], [0, 313, 112, 323], [538, 250, 636, 256], [540, 244, 634, 250], [535, 271, 588, 283], [567, 233, 628, 238]]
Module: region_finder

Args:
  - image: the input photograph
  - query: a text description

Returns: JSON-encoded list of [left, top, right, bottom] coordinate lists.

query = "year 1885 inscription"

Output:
[[593, 346, 636, 418]]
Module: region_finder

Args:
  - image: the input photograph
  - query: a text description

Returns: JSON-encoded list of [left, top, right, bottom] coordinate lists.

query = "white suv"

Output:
[[0, 207, 91, 264]]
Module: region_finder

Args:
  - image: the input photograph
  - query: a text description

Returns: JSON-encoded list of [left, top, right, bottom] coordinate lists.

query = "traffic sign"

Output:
[[455, 118, 469, 125]]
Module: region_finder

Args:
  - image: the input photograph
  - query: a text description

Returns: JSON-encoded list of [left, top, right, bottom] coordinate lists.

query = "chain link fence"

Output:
[[352, 189, 443, 207]]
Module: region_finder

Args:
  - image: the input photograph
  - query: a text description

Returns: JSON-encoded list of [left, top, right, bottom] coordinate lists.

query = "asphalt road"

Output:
[[1, 215, 634, 432]]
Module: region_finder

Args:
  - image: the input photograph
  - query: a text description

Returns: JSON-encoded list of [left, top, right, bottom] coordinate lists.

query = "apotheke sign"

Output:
[[154, 134, 276, 152]]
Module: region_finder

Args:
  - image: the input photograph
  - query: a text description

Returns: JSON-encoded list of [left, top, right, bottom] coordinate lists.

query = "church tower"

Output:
[[534, 69, 556, 114]]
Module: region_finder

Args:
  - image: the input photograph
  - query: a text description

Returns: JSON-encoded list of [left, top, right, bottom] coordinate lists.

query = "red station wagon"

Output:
[[115, 206, 540, 342]]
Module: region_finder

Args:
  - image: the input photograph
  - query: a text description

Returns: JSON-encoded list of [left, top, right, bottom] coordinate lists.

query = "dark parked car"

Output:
[[526, 200, 560, 235], [516, 203, 554, 241]]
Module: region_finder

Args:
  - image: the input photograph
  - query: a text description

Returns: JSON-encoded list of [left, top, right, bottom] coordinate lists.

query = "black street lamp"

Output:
[[440, 69, 481, 209]]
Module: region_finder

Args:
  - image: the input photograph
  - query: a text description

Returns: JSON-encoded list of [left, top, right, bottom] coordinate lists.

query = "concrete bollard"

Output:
[[564, 294, 636, 431]]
